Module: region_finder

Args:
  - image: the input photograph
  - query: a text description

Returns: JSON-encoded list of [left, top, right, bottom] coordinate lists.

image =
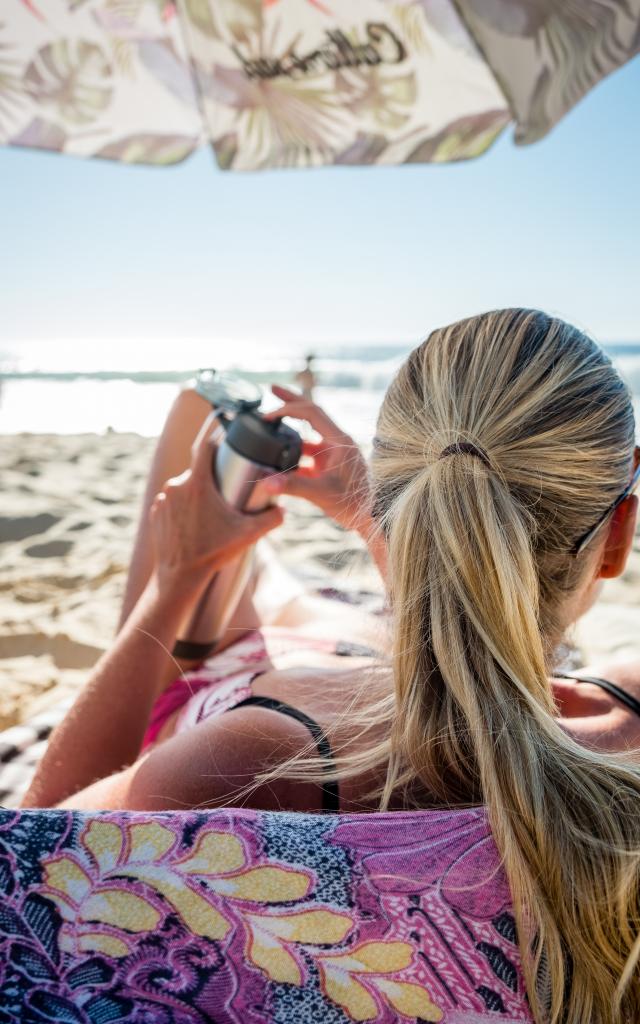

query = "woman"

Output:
[[22, 309, 640, 1021]]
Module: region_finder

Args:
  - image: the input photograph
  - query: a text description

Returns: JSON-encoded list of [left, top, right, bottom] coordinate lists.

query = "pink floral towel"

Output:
[[0, 806, 532, 1022]]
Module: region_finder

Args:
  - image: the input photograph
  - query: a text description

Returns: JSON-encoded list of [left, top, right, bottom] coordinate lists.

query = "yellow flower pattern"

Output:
[[318, 942, 443, 1021], [38, 817, 442, 1021]]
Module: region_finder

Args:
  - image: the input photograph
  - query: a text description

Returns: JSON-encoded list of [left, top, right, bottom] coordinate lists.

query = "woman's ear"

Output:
[[598, 494, 638, 580]]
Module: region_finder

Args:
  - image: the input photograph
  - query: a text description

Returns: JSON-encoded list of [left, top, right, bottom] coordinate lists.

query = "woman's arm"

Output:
[[118, 388, 213, 629], [53, 706, 323, 813], [21, 575, 206, 807], [21, 418, 283, 808]]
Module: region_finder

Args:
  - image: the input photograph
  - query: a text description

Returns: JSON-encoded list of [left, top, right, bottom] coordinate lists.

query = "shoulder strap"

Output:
[[225, 695, 340, 813], [556, 673, 640, 719]]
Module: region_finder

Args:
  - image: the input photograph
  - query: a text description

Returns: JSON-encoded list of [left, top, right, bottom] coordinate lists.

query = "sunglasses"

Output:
[[571, 448, 640, 557]]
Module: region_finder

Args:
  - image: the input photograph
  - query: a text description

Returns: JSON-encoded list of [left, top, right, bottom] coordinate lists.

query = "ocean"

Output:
[[1, 338, 640, 444]]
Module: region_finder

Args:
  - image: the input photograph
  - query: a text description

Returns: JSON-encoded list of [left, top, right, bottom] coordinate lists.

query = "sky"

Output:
[[1, 54, 639, 353]]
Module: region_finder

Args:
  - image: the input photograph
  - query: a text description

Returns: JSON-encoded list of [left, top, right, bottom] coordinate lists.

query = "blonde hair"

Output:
[[371, 309, 640, 1022], [255, 309, 640, 1021]]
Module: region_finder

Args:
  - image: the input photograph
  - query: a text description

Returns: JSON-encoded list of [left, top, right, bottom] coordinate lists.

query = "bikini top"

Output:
[[225, 668, 640, 816], [226, 695, 340, 813], [555, 673, 640, 718], [223, 640, 381, 813]]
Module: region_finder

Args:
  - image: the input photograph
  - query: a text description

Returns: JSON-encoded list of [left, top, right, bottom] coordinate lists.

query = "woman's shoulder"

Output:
[[553, 660, 640, 755], [126, 703, 327, 813]]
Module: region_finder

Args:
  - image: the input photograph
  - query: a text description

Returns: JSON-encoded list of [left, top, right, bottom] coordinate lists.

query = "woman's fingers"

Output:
[[265, 403, 344, 442], [302, 439, 336, 459], [208, 501, 284, 567], [261, 468, 321, 502], [271, 383, 301, 402], [266, 389, 347, 442]]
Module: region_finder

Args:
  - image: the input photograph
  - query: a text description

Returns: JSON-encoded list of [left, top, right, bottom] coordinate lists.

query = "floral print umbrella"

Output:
[[1, 0, 638, 171]]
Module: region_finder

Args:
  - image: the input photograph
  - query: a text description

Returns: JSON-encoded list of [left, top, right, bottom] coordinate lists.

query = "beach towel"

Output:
[[0, 805, 532, 1022], [0, 700, 72, 810]]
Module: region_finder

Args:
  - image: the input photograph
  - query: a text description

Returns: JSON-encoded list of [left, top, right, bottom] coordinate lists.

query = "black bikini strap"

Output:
[[556, 673, 640, 719], [225, 695, 340, 813]]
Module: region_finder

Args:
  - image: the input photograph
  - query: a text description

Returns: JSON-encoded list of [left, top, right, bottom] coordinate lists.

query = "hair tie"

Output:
[[439, 442, 491, 469]]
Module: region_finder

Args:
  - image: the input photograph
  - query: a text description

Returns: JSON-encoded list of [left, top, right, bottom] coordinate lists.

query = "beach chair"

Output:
[[0, 803, 532, 1022]]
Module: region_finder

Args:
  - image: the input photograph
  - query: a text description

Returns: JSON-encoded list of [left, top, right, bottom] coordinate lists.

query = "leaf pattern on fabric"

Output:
[[317, 941, 443, 1021], [181, 0, 219, 39], [23, 39, 113, 124], [137, 38, 198, 106], [0, 808, 535, 1021], [400, 0, 480, 54], [191, 0, 511, 170], [244, 908, 352, 983], [41, 819, 314, 955], [0, 25, 28, 138], [3, 0, 639, 167], [405, 108, 510, 163], [455, 0, 640, 143], [332, 808, 511, 918], [11, 114, 68, 149], [0, 1, 202, 155], [391, 2, 433, 53], [95, 132, 196, 163], [205, 58, 353, 169], [204, 6, 413, 167], [334, 130, 388, 164], [329, 52, 417, 130]]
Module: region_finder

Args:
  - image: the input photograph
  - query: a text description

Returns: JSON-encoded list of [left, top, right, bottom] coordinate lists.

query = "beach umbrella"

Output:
[[1, 0, 638, 171]]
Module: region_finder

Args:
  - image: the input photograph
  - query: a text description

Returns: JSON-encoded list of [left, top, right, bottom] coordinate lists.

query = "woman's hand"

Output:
[[150, 414, 283, 593], [262, 385, 372, 535]]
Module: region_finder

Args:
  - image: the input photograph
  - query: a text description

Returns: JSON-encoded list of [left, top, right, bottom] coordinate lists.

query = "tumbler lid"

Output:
[[195, 369, 262, 413], [225, 412, 301, 472]]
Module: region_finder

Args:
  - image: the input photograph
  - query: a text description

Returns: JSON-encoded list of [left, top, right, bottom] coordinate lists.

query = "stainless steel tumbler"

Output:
[[172, 372, 301, 664]]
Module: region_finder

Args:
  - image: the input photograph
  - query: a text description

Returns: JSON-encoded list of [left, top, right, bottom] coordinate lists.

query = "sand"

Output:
[[1, 431, 638, 732]]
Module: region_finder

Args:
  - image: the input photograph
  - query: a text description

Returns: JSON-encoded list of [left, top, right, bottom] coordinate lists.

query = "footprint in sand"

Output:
[[10, 458, 41, 475], [25, 540, 73, 559], [0, 632, 103, 669], [0, 513, 60, 544], [109, 514, 131, 527]]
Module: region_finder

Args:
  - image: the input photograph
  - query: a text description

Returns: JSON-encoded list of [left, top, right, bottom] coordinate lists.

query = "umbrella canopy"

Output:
[[1, 0, 638, 171]]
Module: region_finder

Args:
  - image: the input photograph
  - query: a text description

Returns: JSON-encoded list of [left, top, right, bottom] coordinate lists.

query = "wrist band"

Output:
[[172, 639, 218, 661]]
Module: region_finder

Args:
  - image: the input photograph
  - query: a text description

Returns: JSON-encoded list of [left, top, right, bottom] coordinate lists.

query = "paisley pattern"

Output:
[[0, 807, 533, 1021], [3, 0, 637, 170]]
